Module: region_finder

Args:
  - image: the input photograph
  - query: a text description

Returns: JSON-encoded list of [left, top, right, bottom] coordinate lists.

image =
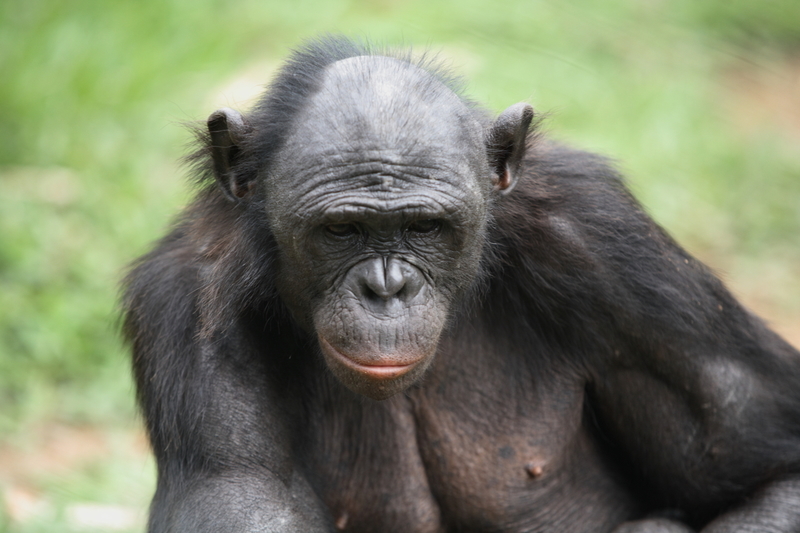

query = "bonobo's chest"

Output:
[[301, 323, 637, 532]]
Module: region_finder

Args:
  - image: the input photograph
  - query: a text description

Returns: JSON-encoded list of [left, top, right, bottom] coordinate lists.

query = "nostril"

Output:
[[361, 281, 384, 303]]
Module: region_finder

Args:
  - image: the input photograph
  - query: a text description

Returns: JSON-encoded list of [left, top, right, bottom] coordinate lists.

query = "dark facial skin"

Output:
[[266, 57, 492, 399]]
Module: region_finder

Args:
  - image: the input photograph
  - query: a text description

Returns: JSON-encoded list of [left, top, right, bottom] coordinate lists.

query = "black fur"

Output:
[[123, 37, 800, 533]]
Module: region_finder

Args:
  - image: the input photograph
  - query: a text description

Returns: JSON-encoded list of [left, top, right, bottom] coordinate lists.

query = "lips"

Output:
[[318, 336, 424, 380]]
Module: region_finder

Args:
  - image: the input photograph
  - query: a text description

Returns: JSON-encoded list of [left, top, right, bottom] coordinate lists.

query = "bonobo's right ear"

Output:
[[486, 103, 534, 196], [207, 108, 253, 201]]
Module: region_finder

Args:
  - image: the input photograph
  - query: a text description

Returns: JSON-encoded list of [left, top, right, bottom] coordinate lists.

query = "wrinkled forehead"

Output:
[[281, 55, 485, 160]]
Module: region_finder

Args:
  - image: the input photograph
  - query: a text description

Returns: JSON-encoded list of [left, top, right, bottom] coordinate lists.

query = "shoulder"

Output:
[[123, 190, 281, 341], [121, 218, 201, 343], [524, 140, 622, 181], [490, 140, 638, 269], [121, 191, 231, 337], [506, 140, 641, 225], [494, 138, 678, 266]]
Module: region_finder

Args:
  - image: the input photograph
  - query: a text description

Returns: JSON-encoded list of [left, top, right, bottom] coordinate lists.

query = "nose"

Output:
[[365, 256, 404, 299], [355, 256, 424, 304]]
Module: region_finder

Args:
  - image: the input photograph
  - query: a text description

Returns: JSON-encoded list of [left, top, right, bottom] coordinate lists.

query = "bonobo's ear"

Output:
[[207, 107, 253, 201], [486, 103, 534, 195]]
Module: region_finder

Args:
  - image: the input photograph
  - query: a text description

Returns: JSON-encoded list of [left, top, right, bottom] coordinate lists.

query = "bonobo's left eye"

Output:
[[407, 219, 442, 234]]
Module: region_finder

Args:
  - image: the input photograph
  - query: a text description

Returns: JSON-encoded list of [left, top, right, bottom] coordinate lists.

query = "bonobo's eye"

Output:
[[407, 219, 442, 234], [326, 223, 359, 237]]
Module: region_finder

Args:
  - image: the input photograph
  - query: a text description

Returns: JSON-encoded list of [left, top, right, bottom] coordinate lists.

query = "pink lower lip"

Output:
[[319, 337, 421, 379]]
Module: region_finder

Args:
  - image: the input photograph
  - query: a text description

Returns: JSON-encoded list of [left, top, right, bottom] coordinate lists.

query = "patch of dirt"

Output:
[[722, 55, 800, 140], [694, 247, 800, 351], [713, 54, 800, 350], [0, 424, 150, 523], [0, 424, 147, 486], [740, 296, 800, 351]]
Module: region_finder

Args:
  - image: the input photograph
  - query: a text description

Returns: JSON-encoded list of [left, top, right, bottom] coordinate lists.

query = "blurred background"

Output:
[[1, 0, 799, 530]]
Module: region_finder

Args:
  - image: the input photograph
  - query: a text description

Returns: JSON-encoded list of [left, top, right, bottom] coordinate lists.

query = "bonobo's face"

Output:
[[266, 57, 492, 400]]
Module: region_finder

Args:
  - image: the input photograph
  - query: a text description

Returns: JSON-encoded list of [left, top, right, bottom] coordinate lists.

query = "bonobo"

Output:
[[122, 36, 800, 532]]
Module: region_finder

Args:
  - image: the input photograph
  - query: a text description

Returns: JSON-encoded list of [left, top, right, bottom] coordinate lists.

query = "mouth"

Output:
[[318, 336, 423, 380]]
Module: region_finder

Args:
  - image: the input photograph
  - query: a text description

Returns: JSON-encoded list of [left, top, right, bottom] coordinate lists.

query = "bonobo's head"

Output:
[[207, 45, 532, 400]]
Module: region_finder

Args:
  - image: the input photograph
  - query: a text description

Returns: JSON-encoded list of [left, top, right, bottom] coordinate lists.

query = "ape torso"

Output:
[[125, 40, 800, 533], [297, 314, 639, 532], [127, 136, 800, 533], [203, 147, 784, 532]]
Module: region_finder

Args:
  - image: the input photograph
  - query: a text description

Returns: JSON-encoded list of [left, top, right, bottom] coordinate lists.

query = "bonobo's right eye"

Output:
[[326, 223, 358, 237]]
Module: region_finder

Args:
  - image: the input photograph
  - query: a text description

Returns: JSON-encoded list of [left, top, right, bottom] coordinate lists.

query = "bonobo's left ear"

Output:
[[207, 107, 253, 201], [486, 103, 534, 195]]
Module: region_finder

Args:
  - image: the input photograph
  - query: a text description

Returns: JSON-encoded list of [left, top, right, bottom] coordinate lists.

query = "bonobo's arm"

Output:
[[502, 143, 800, 532], [122, 226, 331, 533]]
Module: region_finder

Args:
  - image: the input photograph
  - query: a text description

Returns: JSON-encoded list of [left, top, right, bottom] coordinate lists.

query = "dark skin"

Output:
[[122, 37, 800, 533]]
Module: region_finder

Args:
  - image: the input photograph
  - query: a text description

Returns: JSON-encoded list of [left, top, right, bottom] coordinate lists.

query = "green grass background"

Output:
[[1, 0, 799, 531]]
